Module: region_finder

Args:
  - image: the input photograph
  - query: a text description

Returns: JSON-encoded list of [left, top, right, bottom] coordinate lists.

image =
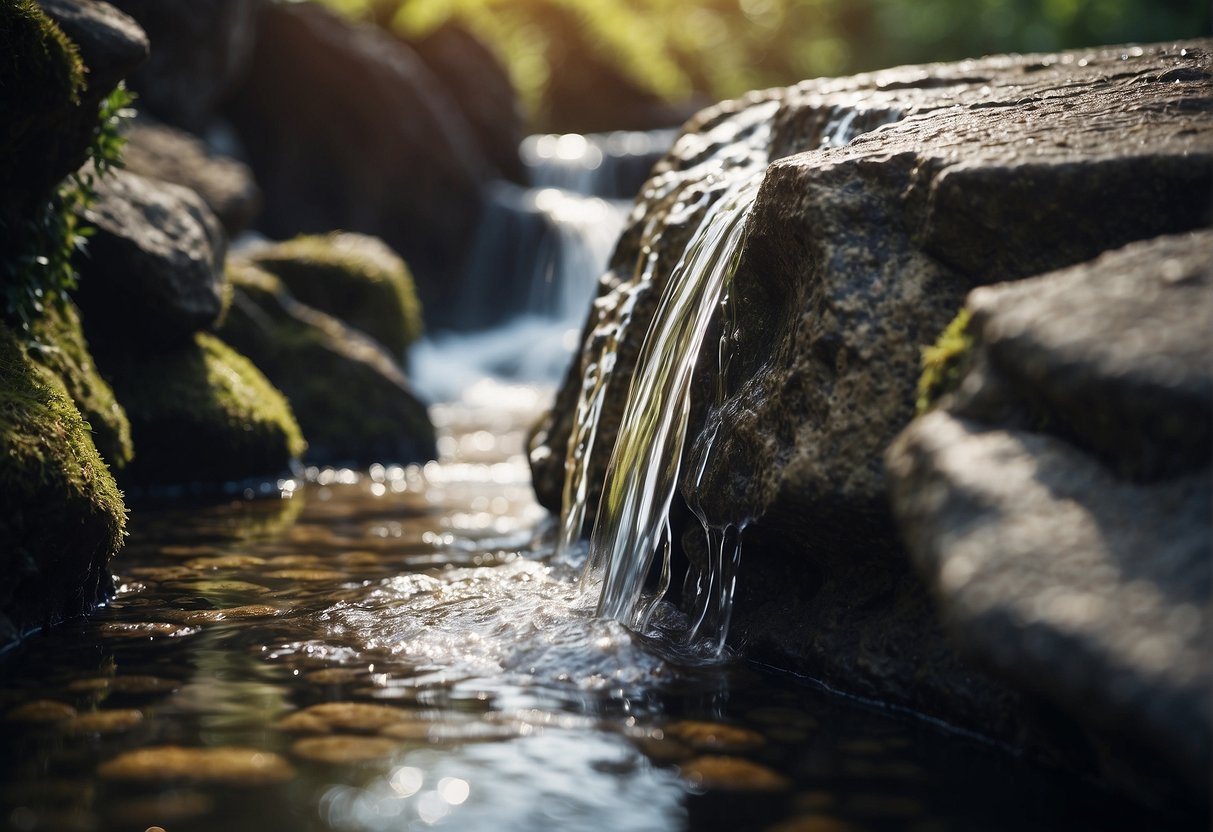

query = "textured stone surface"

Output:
[[121, 115, 261, 236], [219, 261, 436, 467], [74, 167, 226, 342], [105, 0, 257, 132], [38, 0, 148, 95], [530, 39, 1213, 791], [886, 231, 1212, 804], [224, 2, 490, 326]]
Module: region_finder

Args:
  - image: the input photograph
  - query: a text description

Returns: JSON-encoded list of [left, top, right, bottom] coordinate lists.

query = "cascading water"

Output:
[[412, 130, 672, 401], [561, 102, 904, 651]]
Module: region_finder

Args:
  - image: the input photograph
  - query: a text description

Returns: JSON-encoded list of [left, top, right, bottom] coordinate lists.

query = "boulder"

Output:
[[104, 0, 258, 133], [0, 323, 125, 649], [247, 233, 423, 356], [224, 1, 490, 328], [121, 114, 261, 235], [1, 0, 146, 239], [96, 332, 304, 487], [886, 231, 1212, 806], [26, 297, 132, 469], [530, 39, 1213, 782], [411, 22, 527, 185], [219, 260, 436, 466], [73, 167, 227, 343]]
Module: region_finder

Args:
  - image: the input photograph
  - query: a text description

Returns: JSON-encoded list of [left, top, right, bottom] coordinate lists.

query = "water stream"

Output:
[[0, 126, 1189, 832]]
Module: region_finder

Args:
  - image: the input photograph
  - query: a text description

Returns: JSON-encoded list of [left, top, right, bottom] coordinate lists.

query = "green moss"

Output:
[[101, 332, 306, 486], [250, 233, 424, 356], [0, 322, 125, 643], [916, 308, 975, 415], [25, 298, 133, 469], [220, 261, 436, 465]]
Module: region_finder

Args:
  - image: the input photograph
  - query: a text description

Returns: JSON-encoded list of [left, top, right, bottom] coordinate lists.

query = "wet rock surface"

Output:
[[532, 39, 1213, 796], [74, 168, 227, 342], [121, 115, 261, 236]]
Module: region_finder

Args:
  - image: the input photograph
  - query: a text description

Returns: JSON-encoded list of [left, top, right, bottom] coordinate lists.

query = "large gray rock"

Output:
[[121, 114, 261, 235], [74, 167, 226, 342], [885, 231, 1212, 804], [530, 39, 1213, 792], [224, 2, 492, 327]]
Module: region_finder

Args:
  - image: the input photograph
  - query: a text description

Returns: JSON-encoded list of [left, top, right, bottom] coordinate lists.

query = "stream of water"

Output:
[[0, 128, 1191, 832]]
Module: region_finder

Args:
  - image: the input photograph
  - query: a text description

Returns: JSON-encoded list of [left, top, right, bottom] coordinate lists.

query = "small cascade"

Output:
[[521, 129, 680, 199], [560, 102, 904, 651]]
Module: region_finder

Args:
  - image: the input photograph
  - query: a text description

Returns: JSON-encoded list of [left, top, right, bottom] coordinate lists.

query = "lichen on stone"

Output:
[[100, 332, 305, 486], [249, 232, 424, 355], [915, 308, 974, 415], [25, 298, 133, 469]]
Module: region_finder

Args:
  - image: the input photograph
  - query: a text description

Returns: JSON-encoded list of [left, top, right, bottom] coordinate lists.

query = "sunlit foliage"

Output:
[[319, 0, 1209, 127]]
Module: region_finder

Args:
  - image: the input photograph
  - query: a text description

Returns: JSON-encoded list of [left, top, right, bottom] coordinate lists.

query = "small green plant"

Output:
[[916, 307, 974, 415], [2, 83, 135, 332]]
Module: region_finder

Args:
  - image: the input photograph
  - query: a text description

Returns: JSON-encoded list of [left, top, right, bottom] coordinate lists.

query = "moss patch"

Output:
[[100, 332, 306, 486], [26, 299, 133, 469], [220, 261, 435, 465], [0, 323, 125, 646], [916, 308, 975, 415], [250, 233, 423, 355]]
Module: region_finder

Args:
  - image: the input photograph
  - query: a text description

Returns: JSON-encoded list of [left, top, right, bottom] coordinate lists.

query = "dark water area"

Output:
[[0, 384, 1188, 832]]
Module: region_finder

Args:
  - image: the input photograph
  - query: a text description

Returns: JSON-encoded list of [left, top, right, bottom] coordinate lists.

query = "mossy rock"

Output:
[[916, 308, 975, 415], [0, 322, 125, 648], [0, 1, 84, 217], [249, 232, 423, 356], [26, 298, 133, 469], [220, 260, 436, 466], [99, 332, 305, 487]]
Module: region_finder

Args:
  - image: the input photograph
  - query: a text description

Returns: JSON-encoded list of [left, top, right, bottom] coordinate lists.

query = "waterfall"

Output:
[[561, 102, 904, 652], [411, 129, 672, 401]]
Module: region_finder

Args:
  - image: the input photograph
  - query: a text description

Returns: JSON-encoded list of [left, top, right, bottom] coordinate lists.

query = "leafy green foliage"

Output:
[[2, 84, 135, 332], [317, 0, 1209, 130]]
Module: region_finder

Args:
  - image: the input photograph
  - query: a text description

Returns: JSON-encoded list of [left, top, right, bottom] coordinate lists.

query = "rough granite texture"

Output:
[[530, 40, 1213, 799], [74, 167, 227, 343], [887, 231, 1212, 805]]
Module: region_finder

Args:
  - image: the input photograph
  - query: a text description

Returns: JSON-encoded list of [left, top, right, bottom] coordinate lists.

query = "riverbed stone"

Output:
[[74, 167, 227, 343], [530, 39, 1213, 798], [219, 260, 435, 466], [224, 1, 491, 326], [121, 114, 261, 236], [0, 324, 125, 649], [96, 331, 304, 487]]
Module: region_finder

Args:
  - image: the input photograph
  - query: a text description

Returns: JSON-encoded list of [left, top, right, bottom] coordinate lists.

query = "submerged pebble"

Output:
[[664, 720, 766, 751], [99, 622, 199, 639], [68, 676, 179, 695], [98, 746, 295, 785], [680, 755, 789, 792], [7, 700, 77, 722], [65, 709, 144, 734], [290, 736, 401, 763], [297, 701, 412, 732]]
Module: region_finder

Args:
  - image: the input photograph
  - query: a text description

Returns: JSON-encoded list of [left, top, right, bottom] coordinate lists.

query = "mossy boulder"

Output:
[[248, 233, 423, 356], [26, 298, 133, 470], [97, 332, 305, 487], [219, 260, 436, 466], [0, 323, 125, 648]]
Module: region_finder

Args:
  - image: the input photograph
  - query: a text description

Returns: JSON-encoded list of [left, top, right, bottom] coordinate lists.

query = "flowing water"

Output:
[[0, 127, 1194, 831], [0, 380, 1180, 832]]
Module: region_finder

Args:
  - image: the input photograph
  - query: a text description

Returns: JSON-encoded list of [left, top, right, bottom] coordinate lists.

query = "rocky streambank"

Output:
[[0, 0, 447, 649], [531, 41, 1212, 809]]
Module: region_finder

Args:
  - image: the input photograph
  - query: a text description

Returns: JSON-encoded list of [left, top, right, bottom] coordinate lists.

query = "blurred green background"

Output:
[[319, 0, 1210, 131]]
